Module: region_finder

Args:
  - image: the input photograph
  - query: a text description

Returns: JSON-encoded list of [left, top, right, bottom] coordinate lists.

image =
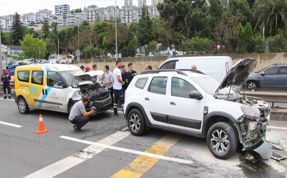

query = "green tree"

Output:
[[11, 12, 24, 45], [254, 0, 287, 35], [236, 22, 255, 52], [42, 19, 50, 39], [229, 0, 253, 25], [20, 34, 47, 59], [186, 37, 213, 54], [137, 6, 154, 46]]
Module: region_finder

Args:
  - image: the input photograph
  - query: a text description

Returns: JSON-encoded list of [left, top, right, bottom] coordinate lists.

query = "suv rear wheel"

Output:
[[127, 108, 146, 136], [17, 97, 30, 114], [207, 122, 238, 159]]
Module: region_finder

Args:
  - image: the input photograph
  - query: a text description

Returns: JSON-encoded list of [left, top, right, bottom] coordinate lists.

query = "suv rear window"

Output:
[[32, 71, 43, 85], [160, 60, 176, 69], [148, 77, 167, 95], [135, 78, 148, 89], [17, 71, 29, 82]]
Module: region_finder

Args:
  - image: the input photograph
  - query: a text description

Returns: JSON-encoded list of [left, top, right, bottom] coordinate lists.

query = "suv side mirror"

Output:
[[189, 91, 203, 100], [260, 72, 265, 76]]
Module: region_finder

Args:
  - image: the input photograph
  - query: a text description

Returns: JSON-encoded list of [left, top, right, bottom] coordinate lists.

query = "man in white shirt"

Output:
[[113, 60, 124, 117], [104, 65, 114, 104]]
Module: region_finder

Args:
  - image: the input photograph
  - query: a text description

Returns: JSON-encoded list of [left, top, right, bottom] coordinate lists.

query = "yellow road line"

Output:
[[110, 134, 181, 178]]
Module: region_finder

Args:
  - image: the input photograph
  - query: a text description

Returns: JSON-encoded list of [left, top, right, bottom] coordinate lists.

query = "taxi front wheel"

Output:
[[17, 97, 30, 114]]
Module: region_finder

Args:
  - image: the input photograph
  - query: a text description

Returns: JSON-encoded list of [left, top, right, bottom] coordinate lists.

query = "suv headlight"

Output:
[[241, 105, 260, 118]]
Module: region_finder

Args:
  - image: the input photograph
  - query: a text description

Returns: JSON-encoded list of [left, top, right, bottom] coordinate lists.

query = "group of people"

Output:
[[69, 61, 140, 131]]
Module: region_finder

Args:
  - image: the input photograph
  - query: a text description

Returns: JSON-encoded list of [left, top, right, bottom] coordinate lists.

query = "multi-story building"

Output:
[[35, 9, 52, 24], [123, 0, 133, 23], [86, 5, 100, 22], [138, 0, 147, 9], [22, 13, 36, 26], [0, 15, 14, 31], [55, 4, 70, 16]]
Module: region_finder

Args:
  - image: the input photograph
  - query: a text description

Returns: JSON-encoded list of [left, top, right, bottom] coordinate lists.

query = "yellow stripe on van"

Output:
[[110, 134, 181, 178]]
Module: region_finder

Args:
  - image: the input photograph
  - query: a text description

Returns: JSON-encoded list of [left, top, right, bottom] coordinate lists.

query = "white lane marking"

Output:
[[60, 135, 193, 165], [0, 98, 14, 102], [24, 131, 130, 178], [0, 121, 22, 128], [267, 126, 287, 130]]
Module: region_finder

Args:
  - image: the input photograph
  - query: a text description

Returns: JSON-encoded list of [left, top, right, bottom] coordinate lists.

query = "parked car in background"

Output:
[[245, 64, 287, 90], [124, 58, 271, 160], [159, 56, 232, 82]]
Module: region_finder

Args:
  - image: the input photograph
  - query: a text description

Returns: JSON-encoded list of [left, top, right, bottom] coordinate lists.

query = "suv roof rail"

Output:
[[141, 69, 187, 76]]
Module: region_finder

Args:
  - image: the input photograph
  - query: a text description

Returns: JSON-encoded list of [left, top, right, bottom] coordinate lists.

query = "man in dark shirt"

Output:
[[1, 68, 11, 99], [121, 65, 129, 92], [126, 63, 137, 87]]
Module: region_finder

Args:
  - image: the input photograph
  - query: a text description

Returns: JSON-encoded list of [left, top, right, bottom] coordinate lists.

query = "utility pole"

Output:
[[0, 25, 2, 72], [57, 38, 60, 56], [115, 0, 118, 61]]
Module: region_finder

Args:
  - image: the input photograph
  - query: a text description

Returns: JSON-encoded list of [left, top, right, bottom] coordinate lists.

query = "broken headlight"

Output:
[[240, 105, 260, 118]]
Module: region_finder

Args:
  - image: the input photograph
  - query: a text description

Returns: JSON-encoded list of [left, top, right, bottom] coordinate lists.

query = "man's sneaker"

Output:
[[8, 96, 11, 99], [3, 96, 7, 99], [73, 125, 78, 132]]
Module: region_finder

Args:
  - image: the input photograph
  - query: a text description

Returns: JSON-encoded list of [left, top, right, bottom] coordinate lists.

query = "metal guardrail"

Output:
[[241, 91, 287, 108]]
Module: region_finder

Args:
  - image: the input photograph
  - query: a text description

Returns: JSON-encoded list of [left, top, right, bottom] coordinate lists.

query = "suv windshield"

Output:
[[59, 70, 81, 86], [191, 75, 219, 94]]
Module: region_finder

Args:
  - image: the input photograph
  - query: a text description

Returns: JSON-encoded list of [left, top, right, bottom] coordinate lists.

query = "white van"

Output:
[[159, 56, 232, 81]]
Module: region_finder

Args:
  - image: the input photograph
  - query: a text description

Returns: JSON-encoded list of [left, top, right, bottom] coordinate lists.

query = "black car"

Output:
[[245, 64, 287, 90], [73, 72, 112, 115]]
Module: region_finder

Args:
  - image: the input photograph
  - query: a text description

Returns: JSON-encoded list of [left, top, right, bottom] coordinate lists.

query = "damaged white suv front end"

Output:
[[214, 58, 272, 159]]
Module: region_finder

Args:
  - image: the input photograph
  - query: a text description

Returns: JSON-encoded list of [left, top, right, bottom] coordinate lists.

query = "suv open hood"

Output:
[[215, 58, 256, 95]]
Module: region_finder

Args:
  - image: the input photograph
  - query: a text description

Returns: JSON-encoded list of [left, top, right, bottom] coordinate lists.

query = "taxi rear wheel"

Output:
[[17, 97, 30, 114]]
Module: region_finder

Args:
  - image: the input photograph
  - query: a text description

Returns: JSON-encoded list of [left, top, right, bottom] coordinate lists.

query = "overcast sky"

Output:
[[0, 0, 152, 16]]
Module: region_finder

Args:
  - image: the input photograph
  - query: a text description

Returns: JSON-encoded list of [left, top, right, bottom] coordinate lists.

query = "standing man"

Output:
[[104, 65, 114, 104], [68, 96, 96, 132], [1, 68, 11, 99], [121, 65, 129, 92], [93, 64, 97, 71], [126, 63, 137, 88], [113, 60, 124, 118]]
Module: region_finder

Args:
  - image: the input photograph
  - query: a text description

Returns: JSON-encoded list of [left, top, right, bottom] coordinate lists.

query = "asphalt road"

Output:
[[0, 99, 287, 178]]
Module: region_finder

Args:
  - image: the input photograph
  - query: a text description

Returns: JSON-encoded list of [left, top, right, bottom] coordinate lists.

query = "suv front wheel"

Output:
[[127, 108, 146, 136], [207, 122, 238, 159]]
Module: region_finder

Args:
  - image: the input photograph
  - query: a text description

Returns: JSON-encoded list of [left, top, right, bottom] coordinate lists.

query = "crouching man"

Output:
[[68, 96, 96, 132]]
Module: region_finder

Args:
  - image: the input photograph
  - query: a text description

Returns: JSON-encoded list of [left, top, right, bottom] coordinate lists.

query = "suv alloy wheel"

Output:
[[207, 122, 238, 159], [127, 108, 146, 136]]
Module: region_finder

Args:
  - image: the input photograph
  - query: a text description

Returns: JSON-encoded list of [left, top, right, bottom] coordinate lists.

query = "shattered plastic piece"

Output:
[[267, 140, 285, 151], [253, 141, 272, 160], [271, 152, 286, 162]]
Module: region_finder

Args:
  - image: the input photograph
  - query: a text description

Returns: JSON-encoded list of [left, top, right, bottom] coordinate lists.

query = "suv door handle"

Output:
[[170, 101, 176, 105], [145, 97, 150, 101]]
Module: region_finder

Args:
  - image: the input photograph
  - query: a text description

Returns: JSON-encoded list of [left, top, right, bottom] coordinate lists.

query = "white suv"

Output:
[[124, 59, 271, 159]]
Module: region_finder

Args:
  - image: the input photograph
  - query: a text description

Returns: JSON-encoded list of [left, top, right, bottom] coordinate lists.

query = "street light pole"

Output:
[[57, 38, 60, 56], [0, 25, 3, 72], [114, 0, 118, 61]]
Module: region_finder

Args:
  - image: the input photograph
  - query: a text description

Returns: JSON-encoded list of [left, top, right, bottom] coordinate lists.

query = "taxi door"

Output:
[[28, 67, 47, 110], [43, 70, 67, 112]]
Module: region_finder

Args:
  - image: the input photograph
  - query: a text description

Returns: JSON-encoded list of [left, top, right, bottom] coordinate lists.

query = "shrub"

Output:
[[186, 37, 213, 54]]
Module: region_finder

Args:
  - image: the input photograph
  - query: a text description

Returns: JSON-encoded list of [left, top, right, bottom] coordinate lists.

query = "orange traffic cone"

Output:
[[35, 114, 48, 134]]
